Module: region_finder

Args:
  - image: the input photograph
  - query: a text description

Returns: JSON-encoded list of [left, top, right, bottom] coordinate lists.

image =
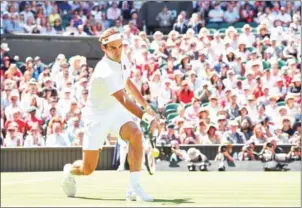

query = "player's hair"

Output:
[[99, 27, 120, 47]]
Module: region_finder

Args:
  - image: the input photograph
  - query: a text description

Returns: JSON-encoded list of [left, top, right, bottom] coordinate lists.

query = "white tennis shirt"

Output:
[[83, 54, 131, 117]]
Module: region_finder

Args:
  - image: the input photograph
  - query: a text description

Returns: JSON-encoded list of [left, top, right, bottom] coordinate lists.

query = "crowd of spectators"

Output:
[[0, 1, 301, 149], [1, 1, 301, 36], [1, 1, 143, 36]]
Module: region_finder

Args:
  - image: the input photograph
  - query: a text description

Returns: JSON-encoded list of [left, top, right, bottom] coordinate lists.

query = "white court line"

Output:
[[2, 177, 56, 185]]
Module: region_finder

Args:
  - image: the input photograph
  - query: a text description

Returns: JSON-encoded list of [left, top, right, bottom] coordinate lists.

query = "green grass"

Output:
[[1, 171, 301, 207]]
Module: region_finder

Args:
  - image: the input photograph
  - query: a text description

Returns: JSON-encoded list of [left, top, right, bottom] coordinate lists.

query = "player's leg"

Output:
[[119, 121, 153, 202], [62, 150, 100, 197], [62, 120, 105, 197], [69, 150, 100, 175]]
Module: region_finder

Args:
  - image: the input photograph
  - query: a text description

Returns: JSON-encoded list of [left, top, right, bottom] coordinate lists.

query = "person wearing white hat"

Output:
[[285, 94, 300, 118], [184, 147, 210, 171], [289, 75, 301, 95], [62, 28, 158, 202], [180, 122, 200, 144], [239, 24, 255, 47], [265, 93, 279, 119], [1, 43, 10, 60], [222, 120, 246, 144], [4, 89, 22, 120], [3, 123, 23, 147], [188, 70, 202, 91]]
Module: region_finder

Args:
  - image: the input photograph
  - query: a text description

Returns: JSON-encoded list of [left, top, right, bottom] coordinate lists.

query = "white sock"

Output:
[[130, 171, 140, 187], [119, 145, 127, 169]]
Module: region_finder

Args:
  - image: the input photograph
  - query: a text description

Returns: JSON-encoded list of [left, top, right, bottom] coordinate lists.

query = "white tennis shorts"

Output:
[[82, 105, 134, 150]]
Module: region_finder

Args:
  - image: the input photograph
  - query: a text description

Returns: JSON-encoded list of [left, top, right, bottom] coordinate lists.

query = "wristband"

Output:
[[142, 113, 155, 125], [152, 129, 159, 137]]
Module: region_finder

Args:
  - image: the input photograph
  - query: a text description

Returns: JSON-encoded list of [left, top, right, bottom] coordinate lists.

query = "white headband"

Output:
[[101, 33, 122, 44]]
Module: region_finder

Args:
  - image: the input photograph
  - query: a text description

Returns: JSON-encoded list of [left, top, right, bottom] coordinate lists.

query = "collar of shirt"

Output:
[[104, 55, 121, 69]]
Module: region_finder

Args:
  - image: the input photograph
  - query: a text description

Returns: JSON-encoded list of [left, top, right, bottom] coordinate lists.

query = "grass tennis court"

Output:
[[1, 171, 300, 207]]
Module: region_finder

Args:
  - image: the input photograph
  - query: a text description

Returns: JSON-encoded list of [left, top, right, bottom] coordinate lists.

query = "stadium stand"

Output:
[[0, 1, 301, 158]]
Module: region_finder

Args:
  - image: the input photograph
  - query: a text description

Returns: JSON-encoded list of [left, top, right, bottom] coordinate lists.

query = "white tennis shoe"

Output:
[[131, 183, 153, 202], [62, 164, 76, 197], [125, 189, 136, 201]]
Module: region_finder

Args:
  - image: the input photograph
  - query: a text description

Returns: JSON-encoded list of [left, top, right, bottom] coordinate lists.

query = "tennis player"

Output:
[[62, 27, 159, 202]]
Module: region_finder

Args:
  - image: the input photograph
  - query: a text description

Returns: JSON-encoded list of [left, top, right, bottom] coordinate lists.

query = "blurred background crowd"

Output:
[[0, 1, 301, 149]]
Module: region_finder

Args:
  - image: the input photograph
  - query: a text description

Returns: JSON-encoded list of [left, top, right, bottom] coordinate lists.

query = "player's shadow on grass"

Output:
[[153, 198, 193, 204], [75, 196, 193, 204], [75, 196, 124, 201]]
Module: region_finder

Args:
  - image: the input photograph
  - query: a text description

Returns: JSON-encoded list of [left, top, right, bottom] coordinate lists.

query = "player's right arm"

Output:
[[112, 89, 144, 119], [99, 73, 158, 128]]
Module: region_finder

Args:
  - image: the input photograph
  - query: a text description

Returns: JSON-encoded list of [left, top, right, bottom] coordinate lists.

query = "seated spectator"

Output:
[[79, 89, 88, 108], [158, 79, 176, 110], [177, 80, 194, 105], [184, 98, 200, 122], [106, 2, 121, 21], [4, 64, 22, 81], [63, 99, 79, 122], [24, 106, 43, 133], [281, 116, 294, 137], [249, 124, 268, 144], [64, 19, 78, 36], [4, 108, 25, 134], [23, 124, 45, 147], [173, 14, 188, 34], [223, 4, 239, 24], [222, 120, 246, 144], [20, 3, 34, 23], [240, 117, 253, 140], [72, 128, 84, 146], [283, 39, 299, 60], [48, 7, 60, 26], [157, 123, 181, 145], [66, 117, 81, 144], [197, 107, 211, 124], [5, 14, 24, 33], [208, 3, 224, 23], [288, 75, 301, 95], [180, 122, 200, 144], [206, 122, 221, 144], [196, 120, 210, 144], [129, 10, 142, 30], [277, 7, 292, 27], [194, 82, 212, 103], [46, 122, 70, 147], [216, 115, 228, 135], [4, 89, 22, 120], [240, 3, 255, 23], [188, 13, 203, 34], [273, 123, 289, 144], [53, 18, 64, 33], [3, 124, 23, 147], [226, 91, 240, 120]]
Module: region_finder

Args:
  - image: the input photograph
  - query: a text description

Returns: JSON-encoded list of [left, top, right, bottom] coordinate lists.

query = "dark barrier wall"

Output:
[[1, 146, 114, 172], [0, 145, 293, 172], [1, 35, 103, 67]]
